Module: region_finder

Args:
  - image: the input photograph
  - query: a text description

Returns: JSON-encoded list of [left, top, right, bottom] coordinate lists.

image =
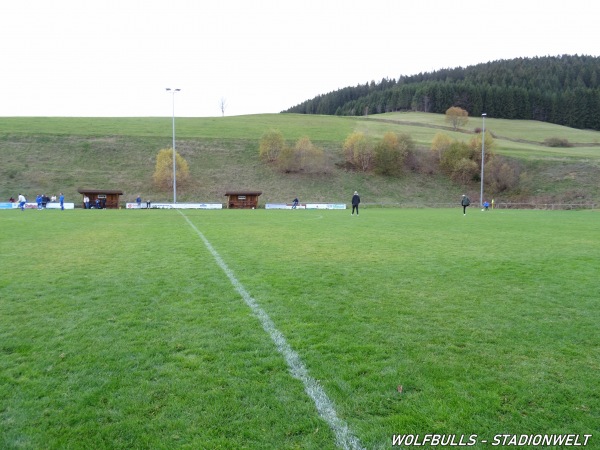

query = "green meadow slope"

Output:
[[1, 113, 599, 206]]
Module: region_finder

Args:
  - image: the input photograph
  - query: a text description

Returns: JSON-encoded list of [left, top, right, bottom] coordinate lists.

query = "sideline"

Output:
[[179, 211, 364, 450]]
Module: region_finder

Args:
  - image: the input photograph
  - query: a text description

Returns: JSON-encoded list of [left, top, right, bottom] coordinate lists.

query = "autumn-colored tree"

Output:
[[430, 132, 453, 161], [439, 141, 480, 183], [485, 156, 521, 193], [153, 148, 190, 190], [374, 132, 414, 175], [259, 129, 285, 162], [295, 136, 325, 173], [445, 106, 469, 131], [342, 132, 374, 172], [468, 130, 495, 166], [452, 158, 479, 184], [278, 136, 324, 173]]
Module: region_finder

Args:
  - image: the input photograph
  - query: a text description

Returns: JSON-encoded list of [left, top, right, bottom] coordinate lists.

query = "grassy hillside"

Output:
[[1, 113, 599, 206]]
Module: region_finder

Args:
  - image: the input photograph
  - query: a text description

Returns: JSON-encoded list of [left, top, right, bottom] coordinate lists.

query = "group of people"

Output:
[[136, 195, 151, 209], [83, 195, 106, 209], [461, 195, 491, 214], [10, 191, 490, 214], [12, 193, 64, 210], [289, 191, 362, 214], [289, 192, 488, 216]]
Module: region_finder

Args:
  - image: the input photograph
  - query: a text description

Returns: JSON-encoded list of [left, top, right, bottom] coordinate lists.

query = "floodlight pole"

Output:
[[480, 113, 487, 207], [166, 88, 181, 203]]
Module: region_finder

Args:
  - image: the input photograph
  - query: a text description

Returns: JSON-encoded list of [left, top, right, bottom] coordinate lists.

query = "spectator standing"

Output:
[[36, 194, 43, 210], [84, 195, 90, 209], [136, 195, 142, 208], [59, 193, 65, 211], [351, 191, 360, 215]]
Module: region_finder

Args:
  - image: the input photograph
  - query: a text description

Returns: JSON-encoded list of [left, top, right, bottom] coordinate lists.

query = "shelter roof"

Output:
[[224, 191, 262, 196], [77, 188, 124, 195]]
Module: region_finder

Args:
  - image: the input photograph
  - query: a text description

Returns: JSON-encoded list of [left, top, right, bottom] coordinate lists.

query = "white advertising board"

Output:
[[305, 203, 346, 210], [126, 202, 223, 209]]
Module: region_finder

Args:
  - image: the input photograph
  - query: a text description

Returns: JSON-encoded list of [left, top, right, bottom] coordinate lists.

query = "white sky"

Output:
[[1, 0, 599, 117]]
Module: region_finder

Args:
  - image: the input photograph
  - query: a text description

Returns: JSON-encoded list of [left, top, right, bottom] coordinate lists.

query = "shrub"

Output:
[[278, 137, 325, 173], [452, 158, 479, 184], [439, 141, 473, 176], [374, 132, 414, 176], [409, 148, 438, 174], [543, 137, 573, 147], [430, 133, 453, 161], [342, 132, 374, 172], [485, 156, 521, 194], [153, 148, 190, 190], [259, 130, 285, 162]]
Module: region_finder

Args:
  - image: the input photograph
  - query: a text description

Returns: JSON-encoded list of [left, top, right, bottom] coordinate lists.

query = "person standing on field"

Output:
[[59, 192, 65, 211], [18, 193, 26, 211], [461, 194, 470, 215], [351, 191, 360, 215]]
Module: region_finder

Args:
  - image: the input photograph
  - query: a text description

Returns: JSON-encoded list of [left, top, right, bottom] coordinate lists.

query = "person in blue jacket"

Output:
[[59, 193, 65, 211]]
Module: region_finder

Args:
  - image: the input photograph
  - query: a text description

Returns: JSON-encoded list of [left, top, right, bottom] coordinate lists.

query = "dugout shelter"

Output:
[[225, 190, 262, 209], [77, 188, 124, 209]]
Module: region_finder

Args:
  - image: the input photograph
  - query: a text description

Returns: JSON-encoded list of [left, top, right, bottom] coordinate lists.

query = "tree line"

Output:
[[283, 55, 600, 130], [258, 126, 521, 198]]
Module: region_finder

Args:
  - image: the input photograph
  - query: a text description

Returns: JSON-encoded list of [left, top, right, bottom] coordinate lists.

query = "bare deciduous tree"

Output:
[[220, 97, 227, 117]]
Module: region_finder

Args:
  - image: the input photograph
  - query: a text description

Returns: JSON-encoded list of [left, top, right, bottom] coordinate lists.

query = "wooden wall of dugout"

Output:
[[77, 189, 124, 209], [225, 191, 262, 209]]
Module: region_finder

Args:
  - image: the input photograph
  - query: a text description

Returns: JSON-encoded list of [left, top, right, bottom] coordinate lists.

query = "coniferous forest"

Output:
[[283, 55, 600, 130]]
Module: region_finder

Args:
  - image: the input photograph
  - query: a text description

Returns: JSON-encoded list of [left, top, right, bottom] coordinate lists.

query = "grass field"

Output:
[[1, 208, 598, 449], [2, 113, 600, 207]]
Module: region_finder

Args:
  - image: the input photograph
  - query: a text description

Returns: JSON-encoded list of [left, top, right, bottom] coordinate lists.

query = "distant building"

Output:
[[224, 191, 262, 209], [77, 189, 124, 209]]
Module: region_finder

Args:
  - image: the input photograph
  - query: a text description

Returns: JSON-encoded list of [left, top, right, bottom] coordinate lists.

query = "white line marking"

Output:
[[180, 212, 365, 450]]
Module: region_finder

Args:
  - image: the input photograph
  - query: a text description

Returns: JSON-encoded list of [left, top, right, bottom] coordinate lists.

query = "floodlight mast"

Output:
[[480, 113, 487, 207], [166, 88, 181, 203]]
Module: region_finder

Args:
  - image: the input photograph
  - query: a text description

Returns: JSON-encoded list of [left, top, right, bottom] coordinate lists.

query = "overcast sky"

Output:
[[1, 0, 598, 117]]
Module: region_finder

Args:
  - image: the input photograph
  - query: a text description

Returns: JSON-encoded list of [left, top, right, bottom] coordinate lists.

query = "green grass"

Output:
[[1, 208, 598, 449], [1, 113, 600, 206]]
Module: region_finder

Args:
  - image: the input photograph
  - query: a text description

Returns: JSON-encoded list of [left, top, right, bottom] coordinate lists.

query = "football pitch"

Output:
[[1, 208, 598, 449]]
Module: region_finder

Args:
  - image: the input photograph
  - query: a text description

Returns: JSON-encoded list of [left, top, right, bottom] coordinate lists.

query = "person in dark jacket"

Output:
[[461, 194, 470, 215], [351, 191, 360, 215]]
